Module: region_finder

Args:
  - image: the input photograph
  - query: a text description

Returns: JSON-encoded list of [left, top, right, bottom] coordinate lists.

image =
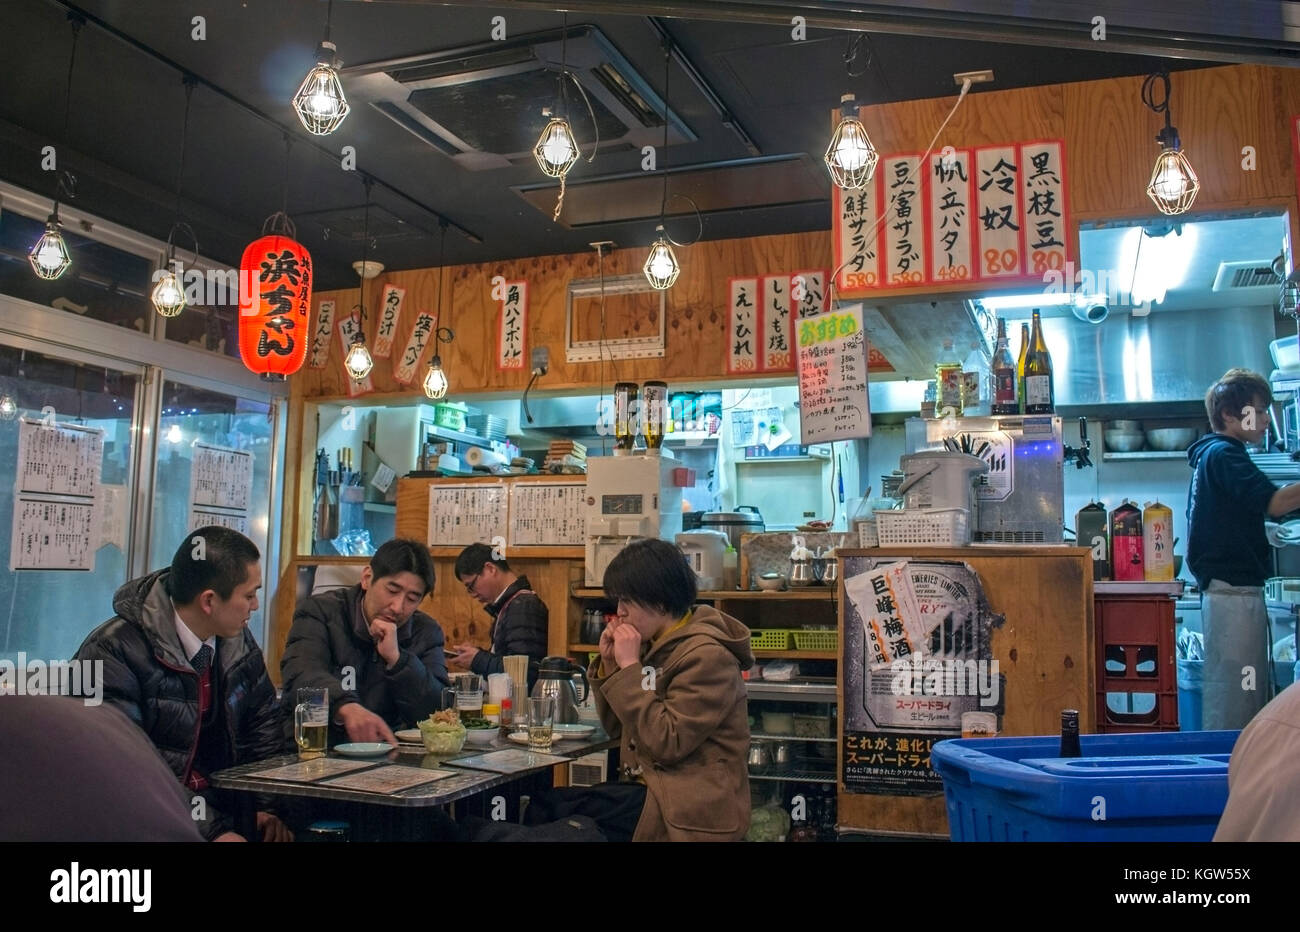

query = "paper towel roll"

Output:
[[465, 446, 507, 468]]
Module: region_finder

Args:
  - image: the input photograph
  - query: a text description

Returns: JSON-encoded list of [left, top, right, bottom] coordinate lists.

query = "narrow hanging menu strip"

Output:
[[373, 285, 404, 358], [309, 299, 335, 368], [497, 280, 527, 370], [760, 274, 793, 372], [393, 311, 437, 386], [795, 304, 872, 444], [726, 278, 759, 374]]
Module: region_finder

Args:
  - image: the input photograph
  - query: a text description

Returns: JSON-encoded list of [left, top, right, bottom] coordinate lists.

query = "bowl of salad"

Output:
[[418, 709, 467, 754], [461, 718, 499, 746]]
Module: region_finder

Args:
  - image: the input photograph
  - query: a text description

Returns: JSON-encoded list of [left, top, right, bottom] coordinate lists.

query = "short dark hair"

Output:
[[166, 527, 260, 605], [1207, 368, 1272, 432], [602, 538, 697, 617], [454, 542, 509, 579], [370, 539, 435, 595]]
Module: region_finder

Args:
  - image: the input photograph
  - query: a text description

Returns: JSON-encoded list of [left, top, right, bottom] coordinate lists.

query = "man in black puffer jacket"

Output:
[[280, 538, 449, 746], [73, 527, 290, 842], [447, 543, 548, 689]]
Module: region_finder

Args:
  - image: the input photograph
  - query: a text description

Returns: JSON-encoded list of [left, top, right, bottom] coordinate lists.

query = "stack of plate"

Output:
[[466, 414, 507, 442]]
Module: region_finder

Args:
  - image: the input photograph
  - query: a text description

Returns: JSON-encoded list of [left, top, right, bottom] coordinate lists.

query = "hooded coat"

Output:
[[73, 569, 284, 840], [590, 604, 755, 842]]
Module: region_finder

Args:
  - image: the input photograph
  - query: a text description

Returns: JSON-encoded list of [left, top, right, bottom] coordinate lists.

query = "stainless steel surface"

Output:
[[788, 559, 814, 587], [531, 657, 591, 724], [1108, 420, 1144, 432], [771, 741, 793, 766], [747, 740, 772, 767], [1094, 580, 1187, 596], [1145, 427, 1199, 451], [700, 507, 765, 552], [1104, 430, 1146, 452], [745, 680, 838, 702]]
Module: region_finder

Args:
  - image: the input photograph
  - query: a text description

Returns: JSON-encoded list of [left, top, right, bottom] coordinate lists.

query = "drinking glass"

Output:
[[456, 673, 484, 719], [527, 697, 555, 751], [294, 687, 329, 759]]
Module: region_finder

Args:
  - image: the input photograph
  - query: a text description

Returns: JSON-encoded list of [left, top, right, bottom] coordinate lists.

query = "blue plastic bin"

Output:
[[930, 730, 1239, 841]]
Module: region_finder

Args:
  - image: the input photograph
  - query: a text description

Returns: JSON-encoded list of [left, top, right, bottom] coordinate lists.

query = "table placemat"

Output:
[[444, 748, 570, 774], [248, 758, 377, 783], [318, 765, 458, 794]]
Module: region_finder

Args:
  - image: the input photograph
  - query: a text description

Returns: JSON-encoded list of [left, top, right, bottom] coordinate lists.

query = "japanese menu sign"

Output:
[[791, 269, 829, 318], [337, 311, 373, 397], [10, 417, 104, 571], [508, 481, 586, 546], [393, 311, 438, 386], [496, 280, 528, 370], [726, 278, 759, 373], [832, 137, 1071, 295], [760, 275, 792, 372], [188, 443, 253, 536], [841, 556, 1005, 796], [374, 285, 405, 358], [427, 483, 507, 547], [795, 304, 871, 444], [309, 299, 335, 368]]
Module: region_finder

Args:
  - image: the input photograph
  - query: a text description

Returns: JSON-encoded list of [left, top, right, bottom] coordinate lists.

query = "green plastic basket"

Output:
[[750, 629, 794, 650], [792, 629, 838, 652]]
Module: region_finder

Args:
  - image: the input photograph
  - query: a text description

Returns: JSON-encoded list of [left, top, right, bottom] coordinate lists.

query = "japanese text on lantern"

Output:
[[727, 278, 758, 374], [496, 281, 527, 371]]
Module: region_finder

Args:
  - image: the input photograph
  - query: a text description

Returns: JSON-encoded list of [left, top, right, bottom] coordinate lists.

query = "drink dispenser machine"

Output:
[[584, 454, 683, 586]]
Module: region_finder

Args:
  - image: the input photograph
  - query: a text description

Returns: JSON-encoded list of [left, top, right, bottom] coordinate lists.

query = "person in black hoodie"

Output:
[[1187, 368, 1300, 729], [73, 526, 290, 842], [447, 543, 548, 688]]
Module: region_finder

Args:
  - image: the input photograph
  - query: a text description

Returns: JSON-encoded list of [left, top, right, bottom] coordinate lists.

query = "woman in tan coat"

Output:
[[592, 538, 755, 841]]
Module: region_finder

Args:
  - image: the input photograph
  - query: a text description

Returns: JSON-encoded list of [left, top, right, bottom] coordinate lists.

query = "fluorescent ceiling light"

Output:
[[977, 292, 1108, 312], [1122, 224, 1197, 305]]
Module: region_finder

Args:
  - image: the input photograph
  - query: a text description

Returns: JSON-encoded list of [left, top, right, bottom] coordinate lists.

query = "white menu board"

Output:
[[188, 443, 253, 535], [427, 483, 508, 546], [188, 508, 251, 536], [795, 304, 872, 445], [508, 482, 587, 546], [10, 417, 104, 571]]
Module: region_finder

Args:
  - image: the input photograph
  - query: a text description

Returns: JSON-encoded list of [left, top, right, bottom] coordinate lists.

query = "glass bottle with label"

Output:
[[642, 380, 668, 449], [1016, 322, 1030, 414], [1059, 709, 1082, 757], [1023, 309, 1055, 414], [936, 339, 963, 416], [613, 382, 638, 451], [991, 318, 1018, 415]]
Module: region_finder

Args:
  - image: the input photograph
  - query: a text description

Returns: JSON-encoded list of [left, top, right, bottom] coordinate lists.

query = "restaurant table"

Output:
[[209, 728, 616, 841]]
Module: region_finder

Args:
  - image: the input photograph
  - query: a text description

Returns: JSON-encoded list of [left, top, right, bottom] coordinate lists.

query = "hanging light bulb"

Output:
[[644, 226, 680, 291], [825, 93, 879, 190], [293, 41, 350, 135], [533, 111, 580, 178], [29, 214, 72, 280], [0, 394, 18, 421], [422, 355, 449, 400], [151, 259, 186, 317], [344, 332, 374, 381], [1146, 146, 1199, 216]]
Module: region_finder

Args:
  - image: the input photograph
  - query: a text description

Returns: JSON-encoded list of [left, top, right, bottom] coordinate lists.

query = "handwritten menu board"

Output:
[[394, 311, 437, 386], [374, 285, 405, 358], [497, 280, 528, 371], [188, 443, 253, 536], [760, 275, 793, 371], [832, 137, 1071, 295], [795, 305, 871, 444], [508, 482, 586, 546], [309, 299, 335, 368], [727, 278, 759, 374], [427, 483, 508, 546], [10, 418, 104, 571]]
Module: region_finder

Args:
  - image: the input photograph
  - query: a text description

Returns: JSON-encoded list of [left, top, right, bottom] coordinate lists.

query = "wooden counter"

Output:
[[835, 546, 1095, 838]]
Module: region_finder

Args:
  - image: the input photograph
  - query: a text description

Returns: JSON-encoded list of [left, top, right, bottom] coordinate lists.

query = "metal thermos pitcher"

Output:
[[530, 656, 590, 724]]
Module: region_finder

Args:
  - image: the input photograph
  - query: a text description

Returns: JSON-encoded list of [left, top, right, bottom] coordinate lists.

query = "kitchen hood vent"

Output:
[[345, 26, 694, 172], [1212, 260, 1281, 291]]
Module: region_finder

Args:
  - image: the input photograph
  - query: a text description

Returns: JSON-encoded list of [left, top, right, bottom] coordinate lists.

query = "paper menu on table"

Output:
[[249, 758, 375, 783], [444, 748, 569, 773], [845, 560, 928, 671], [319, 765, 456, 794], [427, 483, 507, 546], [508, 482, 586, 546]]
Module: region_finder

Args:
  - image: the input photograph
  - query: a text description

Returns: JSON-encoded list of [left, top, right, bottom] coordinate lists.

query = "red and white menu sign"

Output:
[[727, 277, 759, 374], [760, 274, 793, 372], [373, 285, 404, 358]]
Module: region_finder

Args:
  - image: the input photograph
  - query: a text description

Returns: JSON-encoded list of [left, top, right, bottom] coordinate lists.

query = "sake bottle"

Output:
[[1016, 322, 1030, 413], [991, 318, 1018, 415], [1023, 309, 1055, 414]]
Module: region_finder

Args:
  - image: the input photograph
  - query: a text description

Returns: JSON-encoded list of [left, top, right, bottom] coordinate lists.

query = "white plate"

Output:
[[551, 723, 596, 737], [394, 729, 423, 744], [334, 742, 396, 757]]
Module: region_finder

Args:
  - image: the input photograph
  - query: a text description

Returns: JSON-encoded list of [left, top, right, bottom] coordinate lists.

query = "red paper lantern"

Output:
[[238, 235, 312, 380]]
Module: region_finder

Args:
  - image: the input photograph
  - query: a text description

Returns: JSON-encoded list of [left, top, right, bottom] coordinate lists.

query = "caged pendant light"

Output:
[[29, 14, 84, 281], [824, 92, 879, 190], [344, 178, 376, 382], [643, 40, 683, 291], [1141, 71, 1199, 216], [422, 222, 455, 400], [533, 16, 598, 222], [292, 0, 350, 136], [153, 77, 199, 318]]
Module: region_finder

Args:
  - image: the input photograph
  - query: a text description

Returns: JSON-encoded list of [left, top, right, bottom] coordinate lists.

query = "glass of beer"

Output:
[[455, 674, 484, 720], [642, 381, 667, 450], [294, 687, 329, 759], [527, 697, 555, 751]]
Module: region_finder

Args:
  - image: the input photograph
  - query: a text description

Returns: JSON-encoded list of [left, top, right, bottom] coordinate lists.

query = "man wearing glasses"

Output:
[[280, 538, 449, 745], [447, 543, 548, 688]]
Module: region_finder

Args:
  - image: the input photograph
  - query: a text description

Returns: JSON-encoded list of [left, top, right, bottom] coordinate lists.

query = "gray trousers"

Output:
[[1201, 580, 1271, 730]]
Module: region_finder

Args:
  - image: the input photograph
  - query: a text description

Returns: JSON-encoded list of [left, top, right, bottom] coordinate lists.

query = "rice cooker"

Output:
[[700, 506, 764, 551], [897, 452, 989, 514]]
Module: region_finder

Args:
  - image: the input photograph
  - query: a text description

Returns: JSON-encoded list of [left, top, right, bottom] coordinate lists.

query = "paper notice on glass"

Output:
[[188, 508, 250, 535], [11, 417, 104, 571], [15, 417, 103, 498], [10, 497, 98, 571], [844, 560, 928, 671], [190, 443, 253, 511], [98, 483, 128, 552]]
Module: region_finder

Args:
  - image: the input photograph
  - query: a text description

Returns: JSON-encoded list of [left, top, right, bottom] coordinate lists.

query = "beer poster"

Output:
[[840, 556, 1005, 796]]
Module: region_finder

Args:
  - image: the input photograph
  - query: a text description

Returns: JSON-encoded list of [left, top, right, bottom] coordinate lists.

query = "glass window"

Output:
[[0, 343, 140, 665], [149, 381, 274, 644], [0, 210, 155, 333], [161, 277, 241, 361]]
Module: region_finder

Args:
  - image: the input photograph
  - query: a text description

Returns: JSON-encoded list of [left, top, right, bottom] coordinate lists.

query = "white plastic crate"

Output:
[[855, 518, 879, 547], [874, 508, 970, 546]]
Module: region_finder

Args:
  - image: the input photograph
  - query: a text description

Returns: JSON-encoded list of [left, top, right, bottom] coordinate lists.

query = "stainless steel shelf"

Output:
[[750, 731, 836, 744], [748, 766, 837, 785], [1101, 451, 1187, 461], [746, 680, 838, 702]]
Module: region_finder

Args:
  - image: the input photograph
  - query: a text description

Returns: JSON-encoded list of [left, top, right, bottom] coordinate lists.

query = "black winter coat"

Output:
[[73, 569, 285, 840], [279, 585, 449, 745], [468, 575, 549, 688]]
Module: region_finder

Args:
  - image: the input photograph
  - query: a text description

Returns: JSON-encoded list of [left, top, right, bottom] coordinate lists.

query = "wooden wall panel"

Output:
[[837, 546, 1094, 837]]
